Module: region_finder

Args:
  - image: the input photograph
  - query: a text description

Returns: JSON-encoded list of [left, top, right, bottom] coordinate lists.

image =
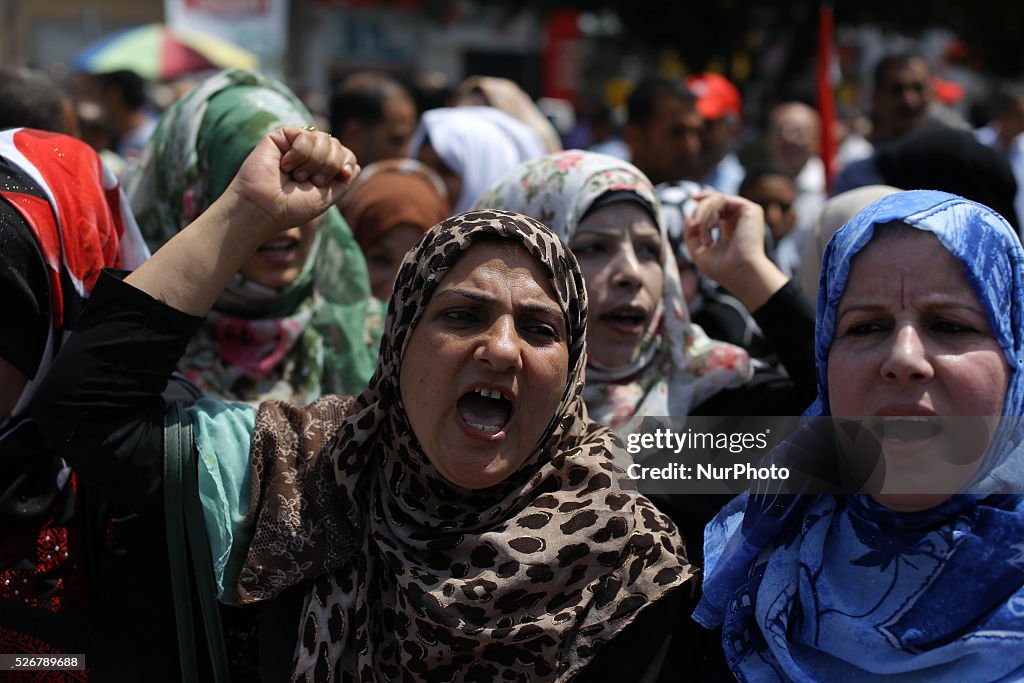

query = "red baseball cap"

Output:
[[931, 75, 965, 105], [686, 72, 742, 120]]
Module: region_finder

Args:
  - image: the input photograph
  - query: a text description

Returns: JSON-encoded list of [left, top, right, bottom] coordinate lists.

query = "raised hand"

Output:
[[226, 127, 360, 245], [684, 191, 767, 281], [684, 190, 787, 311], [125, 128, 361, 316]]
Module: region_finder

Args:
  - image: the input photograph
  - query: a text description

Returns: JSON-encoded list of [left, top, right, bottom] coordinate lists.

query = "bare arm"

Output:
[[126, 127, 359, 315], [684, 191, 788, 311]]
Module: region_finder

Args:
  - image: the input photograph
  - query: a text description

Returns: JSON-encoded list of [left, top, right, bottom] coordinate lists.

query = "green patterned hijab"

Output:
[[128, 69, 376, 403]]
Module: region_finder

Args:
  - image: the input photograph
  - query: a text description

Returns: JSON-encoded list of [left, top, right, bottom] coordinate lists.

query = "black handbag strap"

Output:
[[165, 401, 198, 681], [164, 401, 230, 683]]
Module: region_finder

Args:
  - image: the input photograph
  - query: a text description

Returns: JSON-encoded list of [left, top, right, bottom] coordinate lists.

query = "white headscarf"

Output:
[[409, 106, 546, 213]]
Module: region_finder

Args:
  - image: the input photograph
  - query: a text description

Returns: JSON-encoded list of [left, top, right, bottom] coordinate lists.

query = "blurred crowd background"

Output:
[[3, 1, 1023, 164]]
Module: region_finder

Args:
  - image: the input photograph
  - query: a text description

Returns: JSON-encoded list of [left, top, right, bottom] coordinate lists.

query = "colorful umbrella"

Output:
[[72, 23, 259, 81]]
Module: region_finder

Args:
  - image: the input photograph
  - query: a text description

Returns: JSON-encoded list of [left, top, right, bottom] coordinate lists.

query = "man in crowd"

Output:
[[869, 51, 936, 146], [0, 66, 80, 136], [831, 51, 941, 193], [329, 71, 418, 166], [976, 81, 1024, 228], [92, 70, 158, 163], [739, 164, 802, 276], [765, 101, 826, 234], [624, 76, 703, 185], [687, 72, 745, 194]]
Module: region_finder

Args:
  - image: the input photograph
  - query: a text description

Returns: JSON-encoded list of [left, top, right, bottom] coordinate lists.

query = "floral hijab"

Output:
[[128, 69, 376, 403], [474, 150, 752, 428], [695, 191, 1024, 682], [234, 211, 693, 681]]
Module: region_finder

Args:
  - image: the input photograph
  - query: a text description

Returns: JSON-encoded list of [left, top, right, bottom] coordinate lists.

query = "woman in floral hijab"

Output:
[[128, 69, 376, 403], [475, 150, 753, 428]]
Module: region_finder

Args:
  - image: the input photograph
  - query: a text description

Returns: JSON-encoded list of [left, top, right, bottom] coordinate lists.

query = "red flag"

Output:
[[542, 10, 582, 101], [817, 5, 838, 192]]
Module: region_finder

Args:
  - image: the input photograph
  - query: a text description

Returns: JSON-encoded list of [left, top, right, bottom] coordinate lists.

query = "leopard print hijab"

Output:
[[247, 210, 693, 681]]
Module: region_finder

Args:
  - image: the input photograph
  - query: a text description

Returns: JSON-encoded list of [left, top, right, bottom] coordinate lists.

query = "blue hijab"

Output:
[[694, 190, 1024, 682]]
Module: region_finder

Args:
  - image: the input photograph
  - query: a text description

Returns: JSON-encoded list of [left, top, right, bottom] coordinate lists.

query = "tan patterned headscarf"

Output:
[[236, 210, 693, 681], [456, 75, 564, 154]]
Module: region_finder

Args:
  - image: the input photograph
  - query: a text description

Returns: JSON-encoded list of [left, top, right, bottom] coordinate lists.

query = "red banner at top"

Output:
[[542, 10, 581, 102], [816, 5, 838, 192]]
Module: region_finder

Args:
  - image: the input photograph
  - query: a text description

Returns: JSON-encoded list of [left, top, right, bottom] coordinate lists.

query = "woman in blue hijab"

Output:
[[695, 190, 1024, 682]]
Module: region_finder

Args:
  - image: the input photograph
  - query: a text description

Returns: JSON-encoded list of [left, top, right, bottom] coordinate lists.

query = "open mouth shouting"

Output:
[[456, 385, 515, 441], [599, 303, 650, 337], [255, 234, 303, 264]]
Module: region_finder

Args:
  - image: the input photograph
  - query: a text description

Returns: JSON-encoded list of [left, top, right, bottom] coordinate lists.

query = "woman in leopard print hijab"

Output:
[[32, 129, 694, 681], [236, 209, 693, 681]]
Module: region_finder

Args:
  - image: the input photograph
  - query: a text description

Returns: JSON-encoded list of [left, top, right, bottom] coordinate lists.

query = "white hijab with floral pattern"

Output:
[[475, 150, 753, 427]]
